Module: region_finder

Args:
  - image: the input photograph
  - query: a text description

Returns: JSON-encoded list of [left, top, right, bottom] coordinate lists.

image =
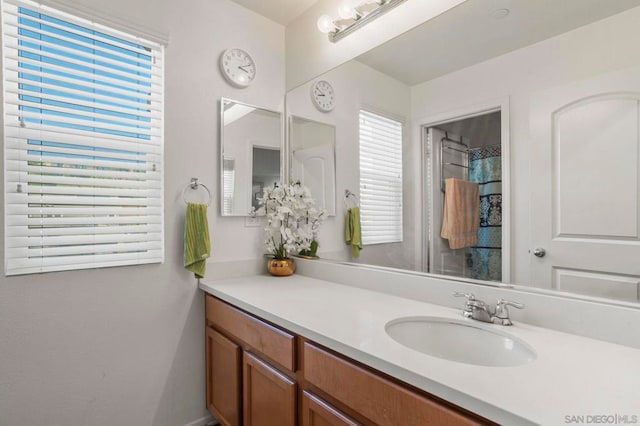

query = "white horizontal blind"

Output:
[[359, 110, 402, 245], [222, 157, 235, 215], [2, 0, 164, 275]]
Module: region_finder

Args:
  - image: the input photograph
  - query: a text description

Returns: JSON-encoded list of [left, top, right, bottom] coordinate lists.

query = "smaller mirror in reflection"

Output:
[[289, 116, 336, 216], [251, 147, 280, 211], [220, 99, 282, 216]]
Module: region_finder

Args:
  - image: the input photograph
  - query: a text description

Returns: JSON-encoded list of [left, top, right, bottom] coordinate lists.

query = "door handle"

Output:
[[533, 247, 546, 258]]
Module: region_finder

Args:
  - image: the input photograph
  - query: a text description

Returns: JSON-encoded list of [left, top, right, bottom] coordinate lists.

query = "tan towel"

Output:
[[441, 178, 480, 249]]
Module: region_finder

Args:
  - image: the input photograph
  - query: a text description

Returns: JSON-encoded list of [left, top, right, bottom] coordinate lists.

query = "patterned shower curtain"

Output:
[[468, 146, 502, 281]]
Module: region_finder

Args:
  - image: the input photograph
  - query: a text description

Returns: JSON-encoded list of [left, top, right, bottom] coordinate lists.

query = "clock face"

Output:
[[220, 48, 256, 88], [311, 80, 335, 112]]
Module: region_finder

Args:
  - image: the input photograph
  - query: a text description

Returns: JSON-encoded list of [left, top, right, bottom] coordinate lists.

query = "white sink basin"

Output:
[[385, 316, 536, 367]]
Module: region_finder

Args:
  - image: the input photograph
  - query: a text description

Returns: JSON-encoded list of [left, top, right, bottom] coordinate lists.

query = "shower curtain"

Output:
[[468, 146, 502, 281]]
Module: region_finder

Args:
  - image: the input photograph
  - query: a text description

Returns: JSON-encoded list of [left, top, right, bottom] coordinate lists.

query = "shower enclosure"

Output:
[[424, 111, 503, 282]]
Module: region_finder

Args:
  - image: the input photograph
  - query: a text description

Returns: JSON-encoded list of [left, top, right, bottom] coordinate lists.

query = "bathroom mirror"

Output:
[[286, 0, 640, 305], [220, 98, 282, 216], [289, 116, 337, 216]]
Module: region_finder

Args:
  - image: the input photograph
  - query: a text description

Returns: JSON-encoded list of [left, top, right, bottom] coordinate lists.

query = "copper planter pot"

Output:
[[267, 258, 296, 276]]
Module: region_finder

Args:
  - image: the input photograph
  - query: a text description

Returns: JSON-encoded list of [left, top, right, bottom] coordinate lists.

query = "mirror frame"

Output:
[[219, 97, 284, 217], [288, 114, 338, 216]]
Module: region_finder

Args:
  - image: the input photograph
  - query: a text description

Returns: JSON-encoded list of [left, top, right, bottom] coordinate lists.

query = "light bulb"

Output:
[[338, 0, 357, 19], [317, 14, 336, 33]]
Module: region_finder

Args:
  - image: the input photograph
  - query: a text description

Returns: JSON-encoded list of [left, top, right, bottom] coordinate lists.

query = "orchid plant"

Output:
[[254, 182, 326, 260]]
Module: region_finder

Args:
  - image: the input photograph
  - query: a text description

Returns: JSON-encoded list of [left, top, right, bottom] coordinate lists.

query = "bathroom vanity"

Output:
[[204, 293, 488, 426], [200, 269, 640, 426]]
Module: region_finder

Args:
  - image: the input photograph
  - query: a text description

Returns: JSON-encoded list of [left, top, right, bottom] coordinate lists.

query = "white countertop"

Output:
[[200, 274, 640, 425]]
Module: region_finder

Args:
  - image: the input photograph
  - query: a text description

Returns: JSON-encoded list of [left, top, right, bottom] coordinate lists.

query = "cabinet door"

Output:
[[206, 327, 241, 426], [243, 352, 296, 426], [302, 391, 360, 426]]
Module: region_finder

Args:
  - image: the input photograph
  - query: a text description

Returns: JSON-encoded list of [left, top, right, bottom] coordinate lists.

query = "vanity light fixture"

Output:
[[317, 0, 408, 43]]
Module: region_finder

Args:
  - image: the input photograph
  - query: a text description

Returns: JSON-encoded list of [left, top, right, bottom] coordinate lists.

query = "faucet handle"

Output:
[[453, 292, 476, 318], [497, 299, 524, 309], [453, 292, 475, 301], [494, 299, 524, 326]]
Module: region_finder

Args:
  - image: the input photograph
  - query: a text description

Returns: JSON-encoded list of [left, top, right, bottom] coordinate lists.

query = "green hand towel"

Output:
[[345, 207, 362, 259], [184, 203, 211, 278]]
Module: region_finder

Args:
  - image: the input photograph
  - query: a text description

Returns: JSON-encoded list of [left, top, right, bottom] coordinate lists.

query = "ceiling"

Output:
[[356, 0, 640, 85], [230, 0, 319, 25]]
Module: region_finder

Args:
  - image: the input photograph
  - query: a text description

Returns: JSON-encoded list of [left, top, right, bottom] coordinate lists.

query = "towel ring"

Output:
[[183, 178, 212, 206], [344, 189, 359, 209]]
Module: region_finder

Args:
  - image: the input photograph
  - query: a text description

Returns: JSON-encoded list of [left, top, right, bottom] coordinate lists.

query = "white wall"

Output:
[[286, 60, 416, 269], [0, 0, 285, 425], [290, 118, 335, 151], [285, 0, 466, 90], [410, 5, 640, 285]]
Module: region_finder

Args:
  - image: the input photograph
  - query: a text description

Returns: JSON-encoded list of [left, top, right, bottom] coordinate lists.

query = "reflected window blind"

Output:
[[359, 110, 403, 245], [222, 157, 235, 215], [2, 0, 164, 275]]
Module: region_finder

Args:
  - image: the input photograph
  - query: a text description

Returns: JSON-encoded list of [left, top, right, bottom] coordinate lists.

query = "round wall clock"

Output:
[[311, 80, 335, 112], [219, 48, 256, 88]]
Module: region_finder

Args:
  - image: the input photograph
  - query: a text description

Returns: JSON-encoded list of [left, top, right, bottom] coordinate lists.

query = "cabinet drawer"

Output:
[[303, 342, 485, 426], [206, 295, 295, 371]]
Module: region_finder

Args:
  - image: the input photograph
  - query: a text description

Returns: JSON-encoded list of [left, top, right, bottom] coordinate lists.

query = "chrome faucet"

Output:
[[453, 292, 524, 326]]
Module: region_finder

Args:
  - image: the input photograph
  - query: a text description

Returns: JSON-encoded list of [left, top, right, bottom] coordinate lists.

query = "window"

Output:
[[2, 0, 164, 275], [222, 157, 235, 215], [359, 109, 403, 245]]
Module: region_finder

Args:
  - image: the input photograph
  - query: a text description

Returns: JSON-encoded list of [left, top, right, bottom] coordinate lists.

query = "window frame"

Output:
[[2, 0, 165, 276]]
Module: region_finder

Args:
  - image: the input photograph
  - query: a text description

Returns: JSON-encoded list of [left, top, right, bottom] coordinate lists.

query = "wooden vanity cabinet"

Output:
[[205, 294, 491, 426], [205, 295, 296, 426]]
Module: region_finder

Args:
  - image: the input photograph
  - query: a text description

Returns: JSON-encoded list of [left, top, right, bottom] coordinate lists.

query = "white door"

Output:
[[292, 144, 336, 215], [530, 66, 640, 302]]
